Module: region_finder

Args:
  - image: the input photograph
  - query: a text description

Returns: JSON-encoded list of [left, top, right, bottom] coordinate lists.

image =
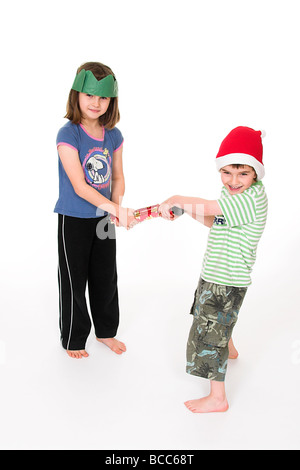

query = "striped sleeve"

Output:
[[218, 193, 256, 227]]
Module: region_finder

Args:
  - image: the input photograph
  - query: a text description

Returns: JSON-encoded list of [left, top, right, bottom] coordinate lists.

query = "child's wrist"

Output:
[[171, 195, 182, 207], [99, 201, 119, 217]]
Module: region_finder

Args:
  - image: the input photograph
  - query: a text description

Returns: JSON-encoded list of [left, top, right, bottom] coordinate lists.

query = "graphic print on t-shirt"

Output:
[[213, 215, 226, 226], [82, 147, 111, 189]]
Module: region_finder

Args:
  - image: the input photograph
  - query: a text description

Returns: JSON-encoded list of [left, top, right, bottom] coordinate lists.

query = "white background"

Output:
[[1, 0, 299, 450]]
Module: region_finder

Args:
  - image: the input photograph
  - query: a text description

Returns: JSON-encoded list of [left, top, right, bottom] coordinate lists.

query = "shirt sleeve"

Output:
[[111, 127, 124, 152], [217, 192, 257, 227], [56, 124, 79, 151]]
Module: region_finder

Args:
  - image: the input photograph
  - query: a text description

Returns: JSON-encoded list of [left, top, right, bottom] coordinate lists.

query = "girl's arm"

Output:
[[160, 195, 221, 228], [111, 146, 125, 206], [58, 145, 135, 229]]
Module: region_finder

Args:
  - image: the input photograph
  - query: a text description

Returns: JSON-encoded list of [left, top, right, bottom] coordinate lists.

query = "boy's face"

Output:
[[220, 165, 257, 195]]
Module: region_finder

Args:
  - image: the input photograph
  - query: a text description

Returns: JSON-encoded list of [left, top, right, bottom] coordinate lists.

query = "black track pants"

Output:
[[57, 214, 119, 351]]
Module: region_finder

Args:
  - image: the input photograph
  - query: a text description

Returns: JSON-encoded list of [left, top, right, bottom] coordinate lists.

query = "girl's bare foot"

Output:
[[97, 337, 126, 355], [228, 338, 239, 359], [67, 349, 89, 359], [184, 396, 229, 413]]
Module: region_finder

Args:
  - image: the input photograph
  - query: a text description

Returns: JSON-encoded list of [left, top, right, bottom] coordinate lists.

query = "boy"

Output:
[[160, 126, 268, 413]]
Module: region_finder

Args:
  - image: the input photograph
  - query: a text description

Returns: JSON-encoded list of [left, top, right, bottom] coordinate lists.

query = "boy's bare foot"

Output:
[[67, 349, 89, 359], [228, 338, 239, 359], [97, 337, 126, 355], [184, 396, 229, 413]]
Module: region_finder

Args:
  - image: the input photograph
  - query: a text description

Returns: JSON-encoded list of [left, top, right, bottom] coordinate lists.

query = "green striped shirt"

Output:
[[201, 181, 268, 287]]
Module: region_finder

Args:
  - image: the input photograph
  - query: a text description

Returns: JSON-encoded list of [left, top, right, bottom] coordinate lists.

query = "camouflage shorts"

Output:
[[186, 278, 247, 382]]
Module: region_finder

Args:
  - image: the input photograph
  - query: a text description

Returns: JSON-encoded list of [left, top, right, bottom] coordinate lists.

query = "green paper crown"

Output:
[[72, 69, 118, 97]]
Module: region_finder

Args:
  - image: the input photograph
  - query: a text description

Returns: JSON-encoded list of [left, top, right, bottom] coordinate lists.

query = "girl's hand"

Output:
[[113, 207, 138, 230]]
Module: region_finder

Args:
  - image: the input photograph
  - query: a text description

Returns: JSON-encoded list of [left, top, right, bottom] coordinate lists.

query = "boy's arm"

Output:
[[160, 195, 222, 227], [194, 214, 215, 228]]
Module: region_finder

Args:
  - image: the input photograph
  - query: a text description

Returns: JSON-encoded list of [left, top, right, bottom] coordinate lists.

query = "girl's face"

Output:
[[78, 93, 111, 122], [220, 165, 257, 195]]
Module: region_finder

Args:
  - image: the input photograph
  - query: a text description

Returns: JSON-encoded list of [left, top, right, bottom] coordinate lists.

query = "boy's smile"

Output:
[[220, 165, 257, 195]]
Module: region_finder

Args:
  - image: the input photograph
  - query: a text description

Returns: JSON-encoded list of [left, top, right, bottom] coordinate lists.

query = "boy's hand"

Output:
[[159, 197, 182, 220]]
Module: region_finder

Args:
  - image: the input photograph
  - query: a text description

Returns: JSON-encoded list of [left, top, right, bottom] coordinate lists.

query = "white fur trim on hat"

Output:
[[216, 153, 265, 180]]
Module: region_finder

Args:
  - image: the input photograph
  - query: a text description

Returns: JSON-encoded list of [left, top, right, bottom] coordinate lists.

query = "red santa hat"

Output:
[[216, 126, 265, 180]]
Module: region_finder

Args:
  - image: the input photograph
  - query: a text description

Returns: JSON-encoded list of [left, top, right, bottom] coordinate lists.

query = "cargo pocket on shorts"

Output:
[[201, 311, 238, 348]]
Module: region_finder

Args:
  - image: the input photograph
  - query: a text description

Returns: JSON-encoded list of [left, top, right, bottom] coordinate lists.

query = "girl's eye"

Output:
[[101, 97, 108, 100], [86, 94, 94, 97]]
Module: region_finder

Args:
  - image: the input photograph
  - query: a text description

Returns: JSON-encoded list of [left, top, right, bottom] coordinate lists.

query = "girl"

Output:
[[54, 62, 136, 359]]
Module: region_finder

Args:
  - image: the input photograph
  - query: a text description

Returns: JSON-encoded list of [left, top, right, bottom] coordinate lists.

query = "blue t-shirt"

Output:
[[54, 121, 124, 218]]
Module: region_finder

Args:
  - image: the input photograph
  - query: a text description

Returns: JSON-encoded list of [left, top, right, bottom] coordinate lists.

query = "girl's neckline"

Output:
[[80, 123, 105, 141]]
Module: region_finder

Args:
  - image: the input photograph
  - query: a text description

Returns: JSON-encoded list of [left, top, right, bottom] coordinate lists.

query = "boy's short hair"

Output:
[[65, 62, 120, 130], [226, 164, 257, 181]]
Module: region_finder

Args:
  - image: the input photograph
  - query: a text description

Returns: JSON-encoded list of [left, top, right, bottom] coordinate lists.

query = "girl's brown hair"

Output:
[[65, 62, 120, 129]]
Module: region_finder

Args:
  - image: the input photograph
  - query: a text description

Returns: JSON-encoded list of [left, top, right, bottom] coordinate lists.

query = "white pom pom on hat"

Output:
[[216, 126, 266, 180], [260, 129, 266, 138]]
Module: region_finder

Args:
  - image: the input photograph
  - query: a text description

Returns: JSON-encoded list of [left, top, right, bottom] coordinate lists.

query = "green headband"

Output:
[[71, 69, 118, 97]]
